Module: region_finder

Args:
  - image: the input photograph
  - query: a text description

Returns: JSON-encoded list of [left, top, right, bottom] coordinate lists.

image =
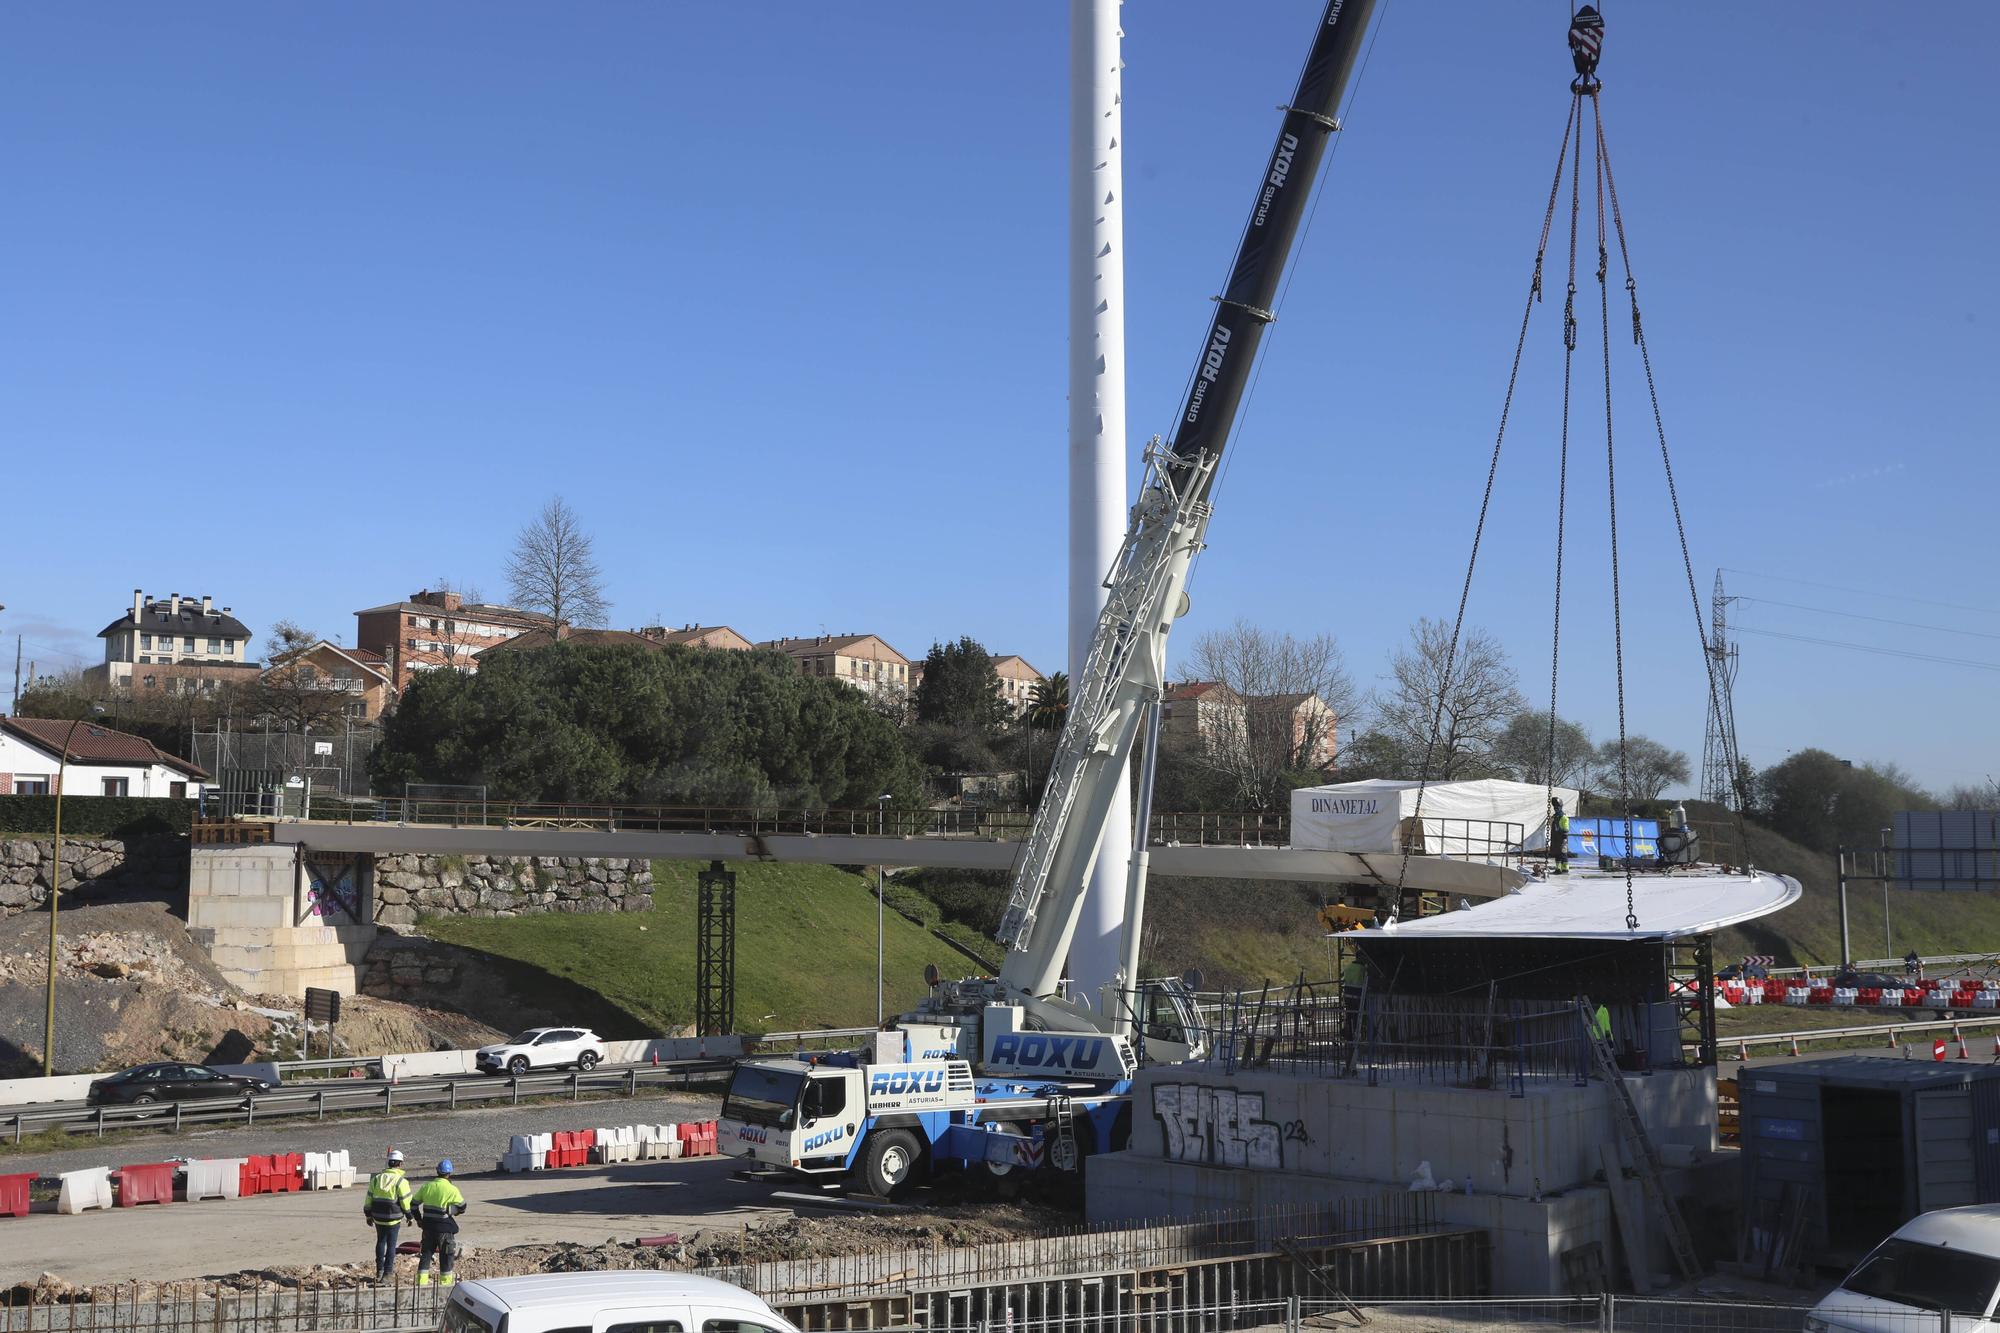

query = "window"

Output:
[[170, 782, 188, 799], [408, 615, 418, 627], [207, 638, 222, 653], [802, 1077, 846, 1121], [408, 638, 418, 650], [183, 636, 195, 651], [141, 633, 153, 650], [440, 1303, 495, 1333], [14, 779, 49, 795], [138, 654, 151, 665], [700, 1321, 784, 1333], [101, 778, 130, 797], [1842, 1239, 2000, 1316], [606, 1322, 685, 1333]]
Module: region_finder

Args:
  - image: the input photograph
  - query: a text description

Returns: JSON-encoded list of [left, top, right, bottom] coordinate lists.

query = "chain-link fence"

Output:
[[193, 725, 380, 803]]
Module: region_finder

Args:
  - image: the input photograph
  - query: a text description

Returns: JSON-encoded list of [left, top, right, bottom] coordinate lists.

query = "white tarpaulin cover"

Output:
[[1369, 867, 1801, 941], [1290, 778, 1579, 856]]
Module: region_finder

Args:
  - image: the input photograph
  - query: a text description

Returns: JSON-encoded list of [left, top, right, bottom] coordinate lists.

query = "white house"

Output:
[[0, 717, 209, 799]]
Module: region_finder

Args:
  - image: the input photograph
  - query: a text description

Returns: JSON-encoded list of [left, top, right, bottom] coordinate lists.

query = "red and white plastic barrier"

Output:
[[1719, 978, 2000, 1011], [0, 1171, 31, 1219]]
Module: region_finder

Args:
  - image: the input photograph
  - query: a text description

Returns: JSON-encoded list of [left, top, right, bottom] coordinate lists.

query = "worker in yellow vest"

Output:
[[363, 1149, 413, 1281], [1551, 799, 1572, 875], [412, 1160, 468, 1287]]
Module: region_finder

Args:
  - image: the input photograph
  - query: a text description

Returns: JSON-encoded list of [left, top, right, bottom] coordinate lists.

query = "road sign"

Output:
[[304, 987, 341, 1024]]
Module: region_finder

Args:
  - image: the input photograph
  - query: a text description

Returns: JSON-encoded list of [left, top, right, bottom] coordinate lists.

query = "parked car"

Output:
[[474, 1027, 607, 1076], [1808, 1204, 2000, 1333], [443, 1271, 800, 1333], [87, 1062, 273, 1109]]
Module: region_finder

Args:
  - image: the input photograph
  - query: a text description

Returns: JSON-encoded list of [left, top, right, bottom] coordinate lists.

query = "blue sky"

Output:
[[3, 3, 1996, 793]]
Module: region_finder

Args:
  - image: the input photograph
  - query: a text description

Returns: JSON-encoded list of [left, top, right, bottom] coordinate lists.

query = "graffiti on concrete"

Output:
[[1152, 1084, 1283, 1170]]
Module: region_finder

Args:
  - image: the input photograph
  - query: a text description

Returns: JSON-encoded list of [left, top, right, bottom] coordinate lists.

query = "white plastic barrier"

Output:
[[636, 1124, 683, 1160], [186, 1157, 248, 1201], [501, 1132, 552, 1173], [1833, 988, 1857, 1006], [304, 1150, 356, 1189], [1784, 988, 1809, 1006], [57, 1166, 113, 1214]]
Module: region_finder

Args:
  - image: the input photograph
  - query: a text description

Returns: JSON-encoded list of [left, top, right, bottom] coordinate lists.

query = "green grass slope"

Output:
[[419, 860, 962, 1034]]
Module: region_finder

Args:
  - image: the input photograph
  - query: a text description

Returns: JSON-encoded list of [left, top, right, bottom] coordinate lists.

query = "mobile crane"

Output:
[[721, 0, 1379, 1197]]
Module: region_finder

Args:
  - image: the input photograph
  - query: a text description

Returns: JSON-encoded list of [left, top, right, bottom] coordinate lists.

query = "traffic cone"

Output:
[[1737, 1040, 1749, 1062], [1789, 1036, 1800, 1057], [1886, 1027, 1899, 1050], [1934, 1037, 1948, 1062], [1958, 1028, 1971, 1060], [650, 1048, 659, 1067]]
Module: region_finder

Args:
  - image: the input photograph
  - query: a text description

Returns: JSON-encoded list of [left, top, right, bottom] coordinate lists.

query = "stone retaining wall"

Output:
[[371, 853, 653, 925], [0, 834, 188, 917]]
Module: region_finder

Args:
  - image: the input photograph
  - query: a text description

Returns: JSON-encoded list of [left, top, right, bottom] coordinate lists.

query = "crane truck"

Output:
[[721, 0, 1379, 1197]]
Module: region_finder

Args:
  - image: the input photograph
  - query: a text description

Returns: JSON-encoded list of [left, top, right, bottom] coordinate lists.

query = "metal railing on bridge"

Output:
[[235, 798, 1298, 847]]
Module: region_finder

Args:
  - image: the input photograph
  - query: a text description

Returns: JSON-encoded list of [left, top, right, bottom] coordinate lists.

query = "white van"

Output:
[[442, 1273, 801, 1333], [1809, 1204, 2000, 1333]]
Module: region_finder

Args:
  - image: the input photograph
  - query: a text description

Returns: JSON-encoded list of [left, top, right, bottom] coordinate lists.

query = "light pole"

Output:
[[44, 714, 91, 1075], [876, 792, 892, 1026]]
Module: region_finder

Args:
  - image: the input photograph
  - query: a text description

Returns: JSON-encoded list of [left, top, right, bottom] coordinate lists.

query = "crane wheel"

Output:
[[862, 1129, 922, 1200]]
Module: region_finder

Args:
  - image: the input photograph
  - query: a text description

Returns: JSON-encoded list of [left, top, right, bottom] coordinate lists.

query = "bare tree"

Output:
[[1181, 620, 1359, 808], [1490, 709, 1600, 792], [257, 620, 353, 734], [1373, 618, 1523, 781], [1942, 779, 2000, 812], [1598, 734, 1692, 803], [506, 496, 609, 630]]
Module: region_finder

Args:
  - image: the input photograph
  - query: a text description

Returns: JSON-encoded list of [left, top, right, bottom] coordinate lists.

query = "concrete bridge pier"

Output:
[[188, 846, 376, 997]]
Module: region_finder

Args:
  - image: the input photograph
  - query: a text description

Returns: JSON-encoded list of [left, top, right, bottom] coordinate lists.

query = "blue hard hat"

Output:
[[438, 1159, 455, 1175]]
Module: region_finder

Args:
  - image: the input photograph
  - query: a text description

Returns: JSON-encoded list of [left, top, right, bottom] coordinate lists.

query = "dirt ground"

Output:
[[0, 901, 502, 1074]]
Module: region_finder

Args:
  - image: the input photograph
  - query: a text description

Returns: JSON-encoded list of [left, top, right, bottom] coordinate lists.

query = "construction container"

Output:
[[1739, 1054, 2000, 1265]]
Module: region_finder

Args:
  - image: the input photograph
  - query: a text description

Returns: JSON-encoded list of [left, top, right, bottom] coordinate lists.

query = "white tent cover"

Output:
[[1368, 867, 1802, 941], [1290, 778, 1579, 857]]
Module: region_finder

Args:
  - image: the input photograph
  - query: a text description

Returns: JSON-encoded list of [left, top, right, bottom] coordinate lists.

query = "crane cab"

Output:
[[1127, 976, 1208, 1065]]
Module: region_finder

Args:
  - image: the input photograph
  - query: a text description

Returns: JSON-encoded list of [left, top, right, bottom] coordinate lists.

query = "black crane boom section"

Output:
[[1165, 0, 1375, 494]]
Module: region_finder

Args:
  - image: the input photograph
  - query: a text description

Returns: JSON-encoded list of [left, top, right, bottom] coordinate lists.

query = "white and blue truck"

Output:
[[721, 0, 1381, 1198]]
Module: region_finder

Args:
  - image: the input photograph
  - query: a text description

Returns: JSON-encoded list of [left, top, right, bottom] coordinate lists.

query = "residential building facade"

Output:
[[1161, 681, 1247, 752], [640, 624, 754, 651], [353, 590, 544, 692], [91, 591, 253, 691], [259, 642, 394, 723], [0, 717, 209, 798], [991, 655, 1046, 717], [757, 634, 913, 697]]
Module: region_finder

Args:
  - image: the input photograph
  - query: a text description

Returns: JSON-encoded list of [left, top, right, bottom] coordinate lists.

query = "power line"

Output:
[[1736, 595, 2000, 643], [1732, 625, 2000, 674], [1722, 568, 2000, 619]]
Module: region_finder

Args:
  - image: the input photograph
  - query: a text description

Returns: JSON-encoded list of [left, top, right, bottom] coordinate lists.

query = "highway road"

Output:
[[1, 1059, 733, 1144]]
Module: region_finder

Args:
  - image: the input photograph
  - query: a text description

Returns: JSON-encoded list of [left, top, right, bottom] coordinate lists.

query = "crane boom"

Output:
[[995, 0, 1378, 1006]]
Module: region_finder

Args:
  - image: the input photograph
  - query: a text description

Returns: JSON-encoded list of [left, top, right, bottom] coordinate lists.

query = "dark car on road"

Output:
[[86, 1063, 273, 1109]]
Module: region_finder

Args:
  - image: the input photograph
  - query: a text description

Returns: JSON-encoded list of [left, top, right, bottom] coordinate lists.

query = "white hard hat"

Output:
[[386, 1149, 404, 1163]]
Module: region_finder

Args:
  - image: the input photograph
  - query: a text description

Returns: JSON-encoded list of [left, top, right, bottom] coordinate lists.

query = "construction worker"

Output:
[[363, 1149, 414, 1281], [1591, 1003, 1613, 1044], [1551, 798, 1571, 875], [412, 1159, 468, 1287]]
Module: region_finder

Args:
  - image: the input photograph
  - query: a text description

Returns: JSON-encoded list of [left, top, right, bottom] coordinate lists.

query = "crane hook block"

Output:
[[1569, 6, 1604, 89]]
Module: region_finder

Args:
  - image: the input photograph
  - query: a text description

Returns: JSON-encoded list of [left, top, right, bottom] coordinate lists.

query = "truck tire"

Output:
[[862, 1129, 922, 1199], [985, 1121, 1028, 1176]]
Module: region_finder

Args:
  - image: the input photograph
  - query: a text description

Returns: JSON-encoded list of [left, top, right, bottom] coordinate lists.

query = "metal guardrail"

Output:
[[222, 798, 1299, 848], [2, 1061, 731, 1145], [1716, 1012, 2000, 1058]]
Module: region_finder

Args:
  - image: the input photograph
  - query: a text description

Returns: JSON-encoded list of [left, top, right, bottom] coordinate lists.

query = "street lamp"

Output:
[[44, 713, 95, 1075], [877, 792, 893, 1026]]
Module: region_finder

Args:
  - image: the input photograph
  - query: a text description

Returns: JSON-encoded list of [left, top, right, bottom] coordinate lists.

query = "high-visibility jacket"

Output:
[[364, 1168, 412, 1225], [1340, 961, 1366, 989], [411, 1177, 467, 1233], [1591, 1004, 1612, 1042]]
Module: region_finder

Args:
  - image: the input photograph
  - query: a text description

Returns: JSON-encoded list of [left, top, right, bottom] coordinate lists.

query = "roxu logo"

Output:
[[735, 1125, 768, 1144], [802, 1125, 846, 1153], [990, 1034, 1107, 1071], [869, 1069, 946, 1096]]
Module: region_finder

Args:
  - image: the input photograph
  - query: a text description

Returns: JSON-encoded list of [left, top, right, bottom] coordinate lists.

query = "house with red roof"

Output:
[[0, 717, 209, 799]]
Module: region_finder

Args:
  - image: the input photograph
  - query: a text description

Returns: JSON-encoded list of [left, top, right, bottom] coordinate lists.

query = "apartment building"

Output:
[[259, 641, 395, 723], [353, 590, 544, 692], [757, 633, 913, 697], [991, 655, 1046, 717], [641, 624, 754, 651], [90, 591, 254, 692]]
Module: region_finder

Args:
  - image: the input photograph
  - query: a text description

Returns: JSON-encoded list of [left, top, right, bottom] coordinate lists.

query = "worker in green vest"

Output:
[[412, 1160, 469, 1287], [1551, 798, 1572, 875], [1591, 1004, 1613, 1045], [363, 1149, 414, 1281]]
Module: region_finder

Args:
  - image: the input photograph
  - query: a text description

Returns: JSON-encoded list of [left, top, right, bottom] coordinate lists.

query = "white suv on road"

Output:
[[475, 1027, 608, 1076]]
